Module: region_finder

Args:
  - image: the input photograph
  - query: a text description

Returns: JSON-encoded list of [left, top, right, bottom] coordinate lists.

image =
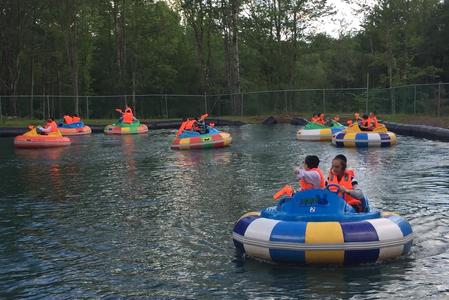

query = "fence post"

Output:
[[391, 87, 396, 115], [284, 91, 288, 113], [413, 85, 417, 114], [164, 94, 168, 118], [240, 93, 244, 116], [44, 95, 51, 118], [204, 93, 207, 113], [366, 72, 369, 113], [86, 96, 89, 119], [438, 82, 441, 117], [0, 96, 2, 123], [322, 89, 326, 113]]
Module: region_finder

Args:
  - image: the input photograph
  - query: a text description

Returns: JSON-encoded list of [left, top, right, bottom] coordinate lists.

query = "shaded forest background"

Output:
[[0, 0, 448, 116]]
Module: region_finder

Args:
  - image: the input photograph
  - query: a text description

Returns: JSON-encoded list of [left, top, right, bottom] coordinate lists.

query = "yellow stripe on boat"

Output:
[[305, 222, 344, 265]]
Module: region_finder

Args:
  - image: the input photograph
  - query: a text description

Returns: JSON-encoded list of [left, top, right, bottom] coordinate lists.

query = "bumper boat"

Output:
[[332, 124, 397, 147], [14, 128, 71, 148], [233, 186, 413, 265], [58, 121, 92, 136], [171, 127, 232, 150], [297, 121, 345, 141], [104, 120, 148, 135]]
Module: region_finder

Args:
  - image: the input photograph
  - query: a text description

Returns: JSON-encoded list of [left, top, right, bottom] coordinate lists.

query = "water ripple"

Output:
[[0, 125, 449, 298]]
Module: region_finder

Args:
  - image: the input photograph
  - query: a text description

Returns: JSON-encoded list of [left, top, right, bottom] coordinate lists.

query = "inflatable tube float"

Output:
[[58, 121, 92, 136], [332, 124, 397, 147], [233, 187, 413, 265], [297, 121, 345, 141], [104, 120, 148, 135], [171, 127, 232, 150], [14, 128, 71, 148]]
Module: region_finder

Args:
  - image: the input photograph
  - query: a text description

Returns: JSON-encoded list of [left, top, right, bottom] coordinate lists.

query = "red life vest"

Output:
[[72, 116, 80, 122], [300, 168, 325, 190], [63, 115, 73, 124], [327, 170, 362, 212]]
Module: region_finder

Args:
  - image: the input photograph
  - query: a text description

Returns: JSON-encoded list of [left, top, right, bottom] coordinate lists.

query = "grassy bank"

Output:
[[379, 114, 449, 128], [0, 116, 265, 127], [0, 119, 118, 127]]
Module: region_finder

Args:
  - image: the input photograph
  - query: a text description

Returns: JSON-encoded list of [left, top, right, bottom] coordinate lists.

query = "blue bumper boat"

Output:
[[233, 186, 413, 265]]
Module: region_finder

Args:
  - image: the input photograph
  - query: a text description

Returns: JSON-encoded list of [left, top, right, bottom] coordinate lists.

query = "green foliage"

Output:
[[0, 0, 448, 117]]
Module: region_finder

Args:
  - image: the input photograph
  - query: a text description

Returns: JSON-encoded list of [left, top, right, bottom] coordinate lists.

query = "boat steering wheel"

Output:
[[326, 184, 341, 194]]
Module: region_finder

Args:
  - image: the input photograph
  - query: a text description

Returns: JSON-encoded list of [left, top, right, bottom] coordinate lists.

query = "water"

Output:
[[1, 124, 449, 299]]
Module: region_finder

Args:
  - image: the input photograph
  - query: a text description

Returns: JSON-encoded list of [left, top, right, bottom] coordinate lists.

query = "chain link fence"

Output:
[[0, 83, 447, 120]]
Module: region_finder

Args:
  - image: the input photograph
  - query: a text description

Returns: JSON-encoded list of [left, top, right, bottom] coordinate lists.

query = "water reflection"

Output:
[[0, 125, 449, 298]]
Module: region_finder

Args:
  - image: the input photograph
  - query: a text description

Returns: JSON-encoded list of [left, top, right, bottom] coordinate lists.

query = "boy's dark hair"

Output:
[[333, 154, 347, 170], [334, 154, 347, 163], [362, 114, 369, 119], [304, 155, 320, 169]]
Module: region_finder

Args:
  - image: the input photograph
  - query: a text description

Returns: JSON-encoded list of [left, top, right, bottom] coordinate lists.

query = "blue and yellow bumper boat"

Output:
[[332, 124, 397, 147], [233, 187, 413, 265]]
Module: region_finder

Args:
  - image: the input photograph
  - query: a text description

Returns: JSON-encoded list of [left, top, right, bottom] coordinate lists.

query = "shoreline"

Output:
[[2, 116, 449, 142]]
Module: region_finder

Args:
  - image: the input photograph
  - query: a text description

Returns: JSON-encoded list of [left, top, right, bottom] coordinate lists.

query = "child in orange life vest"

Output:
[[294, 155, 325, 191], [72, 114, 81, 123], [369, 112, 379, 128], [326, 154, 364, 212], [116, 106, 136, 123], [360, 114, 374, 131], [63, 114, 73, 124], [310, 113, 319, 123], [317, 113, 326, 125], [37, 118, 58, 134]]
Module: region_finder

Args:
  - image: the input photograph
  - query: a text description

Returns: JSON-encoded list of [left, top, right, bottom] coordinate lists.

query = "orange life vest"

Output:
[[177, 120, 188, 136], [123, 113, 133, 123], [72, 116, 80, 122], [47, 121, 58, 133], [63, 115, 73, 124], [371, 116, 379, 128], [300, 168, 325, 190], [184, 119, 196, 130], [327, 170, 362, 212]]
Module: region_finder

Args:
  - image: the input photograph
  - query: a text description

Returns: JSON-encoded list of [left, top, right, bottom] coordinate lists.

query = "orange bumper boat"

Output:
[[14, 128, 71, 148]]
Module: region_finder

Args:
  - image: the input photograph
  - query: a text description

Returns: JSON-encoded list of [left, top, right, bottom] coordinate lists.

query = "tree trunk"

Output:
[[61, 0, 79, 114], [113, 0, 127, 92], [230, 0, 241, 114], [30, 57, 34, 118]]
